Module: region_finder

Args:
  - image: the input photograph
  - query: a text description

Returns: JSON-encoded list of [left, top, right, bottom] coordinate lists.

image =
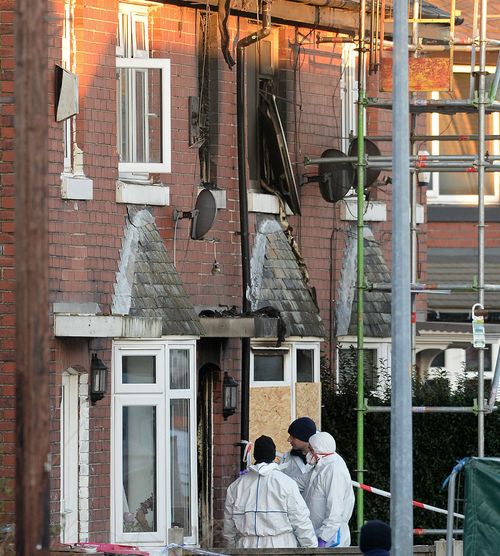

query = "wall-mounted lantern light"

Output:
[[222, 372, 238, 420], [90, 353, 108, 405]]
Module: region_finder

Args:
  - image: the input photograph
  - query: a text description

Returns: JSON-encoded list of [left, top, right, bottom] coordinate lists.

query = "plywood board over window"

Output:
[[295, 382, 321, 427], [249, 386, 291, 456]]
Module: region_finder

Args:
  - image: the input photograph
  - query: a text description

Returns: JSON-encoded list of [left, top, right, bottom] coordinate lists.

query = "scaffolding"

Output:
[[306, 0, 500, 550]]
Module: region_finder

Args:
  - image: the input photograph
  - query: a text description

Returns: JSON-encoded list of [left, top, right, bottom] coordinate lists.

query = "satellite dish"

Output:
[[190, 188, 217, 240], [317, 148, 355, 203], [348, 138, 382, 189]]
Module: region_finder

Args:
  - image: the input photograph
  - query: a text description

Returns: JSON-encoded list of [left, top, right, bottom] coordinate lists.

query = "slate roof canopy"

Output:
[[336, 225, 392, 338], [112, 207, 204, 336], [249, 216, 325, 339]]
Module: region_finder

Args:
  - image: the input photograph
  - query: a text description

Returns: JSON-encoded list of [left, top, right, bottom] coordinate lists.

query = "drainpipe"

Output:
[[236, 0, 272, 467]]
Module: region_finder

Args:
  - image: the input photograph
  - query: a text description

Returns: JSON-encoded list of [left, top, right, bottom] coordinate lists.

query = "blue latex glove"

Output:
[[317, 538, 327, 548]]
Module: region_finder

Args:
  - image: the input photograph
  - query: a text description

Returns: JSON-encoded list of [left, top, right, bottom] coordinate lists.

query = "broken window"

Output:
[[247, 29, 300, 214]]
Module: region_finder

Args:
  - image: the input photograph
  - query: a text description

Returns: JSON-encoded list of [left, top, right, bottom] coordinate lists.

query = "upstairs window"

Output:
[[428, 67, 500, 204], [340, 43, 359, 155], [117, 3, 171, 175], [62, 1, 72, 172]]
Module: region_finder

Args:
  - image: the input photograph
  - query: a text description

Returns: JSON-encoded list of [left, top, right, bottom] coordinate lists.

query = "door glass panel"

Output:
[[122, 355, 156, 384], [122, 405, 157, 532], [170, 349, 190, 389], [170, 399, 191, 535], [296, 349, 314, 382]]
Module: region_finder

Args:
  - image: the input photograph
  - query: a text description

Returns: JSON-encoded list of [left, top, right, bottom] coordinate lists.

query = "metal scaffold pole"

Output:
[[391, 0, 413, 553], [476, 0, 488, 458], [356, 0, 367, 535]]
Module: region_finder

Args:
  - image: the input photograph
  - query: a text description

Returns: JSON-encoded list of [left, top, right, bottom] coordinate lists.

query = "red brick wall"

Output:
[[1, 0, 434, 544], [427, 221, 500, 249], [0, 0, 16, 524], [46, 0, 121, 539]]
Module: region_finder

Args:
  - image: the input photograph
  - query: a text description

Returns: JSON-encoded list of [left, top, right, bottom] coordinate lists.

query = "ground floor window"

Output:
[[112, 339, 197, 546], [337, 339, 391, 394], [249, 340, 322, 447], [250, 340, 320, 387]]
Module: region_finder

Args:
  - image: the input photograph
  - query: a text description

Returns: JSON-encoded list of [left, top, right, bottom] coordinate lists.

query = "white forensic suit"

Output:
[[279, 450, 313, 487], [223, 461, 318, 548], [303, 431, 355, 547]]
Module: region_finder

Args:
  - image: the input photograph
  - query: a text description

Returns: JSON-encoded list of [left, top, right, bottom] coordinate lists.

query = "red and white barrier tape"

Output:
[[352, 481, 464, 519]]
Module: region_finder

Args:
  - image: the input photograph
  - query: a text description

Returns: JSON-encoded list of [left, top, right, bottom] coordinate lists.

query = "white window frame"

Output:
[[112, 340, 198, 547], [336, 338, 391, 393], [250, 346, 291, 387], [250, 340, 321, 387], [62, 1, 72, 172], [251, 340, 321, 427], [117, 58, 171, 174], [114, 394, 167, 545], [292, 342, 320, 383], [117, 3, 149, 59], [117, 3, 171, 175], [114, 344, 165, 394], [341, 42, 359, 155], [167, 342, 197, 544], [427, 65, 500, 205]]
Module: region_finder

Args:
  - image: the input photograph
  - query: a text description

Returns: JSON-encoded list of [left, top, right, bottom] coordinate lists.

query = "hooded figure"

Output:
[[279, 417, 317, 485], [302, 431, 355, 547], [360, 520, 391, 555], [223, 436, 318, 549]]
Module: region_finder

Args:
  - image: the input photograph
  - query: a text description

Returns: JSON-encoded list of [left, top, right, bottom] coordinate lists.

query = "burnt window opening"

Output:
[[196, 11, 219, 184], [247, 31, 300, 215], [258, 88, 301, 215]]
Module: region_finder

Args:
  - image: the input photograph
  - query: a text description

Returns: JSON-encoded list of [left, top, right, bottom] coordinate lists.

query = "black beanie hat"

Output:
[[360, 520, 391, 553], [288, 417, 316, 442], [253, 435, 276, 463]]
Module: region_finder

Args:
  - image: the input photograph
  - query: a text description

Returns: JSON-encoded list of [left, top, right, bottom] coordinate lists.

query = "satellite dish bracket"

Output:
[[173, 209, 194, 222]]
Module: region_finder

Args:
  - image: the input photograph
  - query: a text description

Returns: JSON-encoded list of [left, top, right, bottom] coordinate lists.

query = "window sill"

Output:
[[116, 181, 170, 206], [247, 192, 292, 214], [340, 199, 386, 221], [61, 173, 93, 200]]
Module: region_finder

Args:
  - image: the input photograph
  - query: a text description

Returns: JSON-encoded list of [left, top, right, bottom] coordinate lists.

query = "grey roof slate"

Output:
[[336, 224, 392, 338], [427, 247, 500, 313], [249, 217, 325, 339], [112, 207, 203, 336]]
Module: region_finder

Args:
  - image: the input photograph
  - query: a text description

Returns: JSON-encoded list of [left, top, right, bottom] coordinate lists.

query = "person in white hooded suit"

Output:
[[301, 431, 355, 547], [223, 435, 318, 549]]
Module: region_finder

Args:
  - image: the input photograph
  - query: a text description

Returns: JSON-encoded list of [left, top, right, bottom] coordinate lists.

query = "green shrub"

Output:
[[321, 352, 500, 542]]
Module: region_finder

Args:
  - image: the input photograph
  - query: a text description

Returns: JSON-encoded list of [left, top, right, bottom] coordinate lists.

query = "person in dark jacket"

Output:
[[279, 417, 317, 484], [359, 520, 391, 555]]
